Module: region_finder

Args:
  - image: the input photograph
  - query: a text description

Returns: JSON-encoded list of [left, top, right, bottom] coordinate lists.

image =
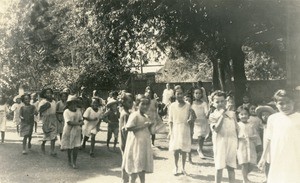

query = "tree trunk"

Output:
[[231, 43, 247, 106], [211, 57, 221, 91]]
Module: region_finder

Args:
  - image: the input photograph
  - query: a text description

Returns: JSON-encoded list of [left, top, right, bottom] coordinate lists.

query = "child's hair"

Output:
[[135, 94, 150, 106], [273, 89, 293, 102], [120, 93, 133, 106], [238, 107, 250, 115], [211, 90, 226, 101], [21, 93, 31, 103], [174, 85, 184, 93]]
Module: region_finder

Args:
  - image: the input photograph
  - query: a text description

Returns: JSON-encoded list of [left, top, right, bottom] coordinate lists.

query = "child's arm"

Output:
[[101, 111, 111, 124], [126, 121, 152, 132], [19, 106, 24, 120], [39, 102, 51, 114], [258, 139, 270, 169], [187, 109, 196, 125], [210, 109, 226, 133]]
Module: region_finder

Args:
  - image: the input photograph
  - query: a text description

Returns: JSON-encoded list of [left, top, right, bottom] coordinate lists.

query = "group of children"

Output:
[[0, 85, 299, 183]]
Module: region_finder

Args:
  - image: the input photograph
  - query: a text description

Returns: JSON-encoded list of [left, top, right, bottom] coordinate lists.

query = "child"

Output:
[[237, 95, 252, 112], [122, 94, 154, 183], [81, 97, 103, 157], [119, 92, 134, 183], [258, 89, 300, 183], [30, 93, 39, 133], [56, 90, 68, 141], [61, 95, 83, 169], [38, 88, 58, 156], [169, 85, 194, 175], [0, 95, 9, 143], [248, 104, 262, 149], [209, 90, 238, 183], [11, 95, 23, 133], [191, 87, 209, 159], [255, 105, 275, 182], [145, 89, 162, 146], [184, 94, 196, 163], [102, 99, 120, 151], [20, 94, 37, 154], [237, 108, 260, 183]]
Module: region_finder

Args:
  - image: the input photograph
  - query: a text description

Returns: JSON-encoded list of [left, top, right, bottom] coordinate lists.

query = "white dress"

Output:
[[191, 101, 209, 138], [0, 105, 8, 131], [61, 108, 83, 149], [162, 89, 174, 105], [38, 99, 57, 141], [82, 107, 103, 137], [11, 103, 23, 125], [237, 122, 260, 165], [168, 102, 191, 152], [122, 111, 153, 174], [209, 110, 238, 170], [266, 112, 300, 183]]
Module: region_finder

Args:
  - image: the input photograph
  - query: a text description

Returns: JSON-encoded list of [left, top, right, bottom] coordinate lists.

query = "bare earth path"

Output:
[[0, 121, 265, 183]]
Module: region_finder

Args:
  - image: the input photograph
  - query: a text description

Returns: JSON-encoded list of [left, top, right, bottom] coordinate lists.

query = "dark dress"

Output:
[[20, 105, 36, 137]]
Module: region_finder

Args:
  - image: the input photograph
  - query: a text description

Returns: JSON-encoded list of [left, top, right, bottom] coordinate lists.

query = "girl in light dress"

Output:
[[81, 97, 103, 157], [237, 108, 261, 183], [191, 87, 209, 159], [61, 95, 83, 169], [11, 95, 23, 134], [19, 94, 37, 154], [258, 89, 300, 183], [209, 90, 238, 183], [122, 94, 154, 183], [184, 94, 196, 163], [0, 95, 9, 143], [169, 85, 195, 175], [119, 92, 134, 183], [39, 88, 58, 156]]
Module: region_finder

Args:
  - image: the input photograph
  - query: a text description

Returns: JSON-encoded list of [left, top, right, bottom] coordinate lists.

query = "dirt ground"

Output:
[[0, 121, 265, 183]]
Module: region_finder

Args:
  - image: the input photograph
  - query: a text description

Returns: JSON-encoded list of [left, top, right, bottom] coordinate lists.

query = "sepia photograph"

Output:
[[0, 0, 299, 182]]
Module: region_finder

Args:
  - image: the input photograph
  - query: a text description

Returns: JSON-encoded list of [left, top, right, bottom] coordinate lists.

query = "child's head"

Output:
[[211, 90, 227, 110], [193, 87, 203, 101], [256, 105, 276, 124], [135, 94, 150, 113], [238, 108, 250, 123], [242, 95, 250, 104], [91, 97, 101, 109], [273, 89, 295, 115], [60, 92, 68, 102], [249, 104, 257, 116], [107, 99, 118, 112], [66, 95, 78, 111], [41, 88, 53, 100], [166, 83, 170, 89], [21, 94, 31, 105], [120, 93, 133, 110], [16, 97, 21, 104], [184, 93, 193, 104], [174, 85, 184, 103]]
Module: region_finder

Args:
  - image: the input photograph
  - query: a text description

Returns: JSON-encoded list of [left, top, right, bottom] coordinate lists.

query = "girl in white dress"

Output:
[[191, 87, 209, 159], [0, 95, 9, 143], [169, 86, 195, 175], [81, 97, 103, 157], [258, 89, 300, 183], [237, 108, 260, 183], [209, 90, 238, 183], [122, 94, 154, 183], [61, 95, 83, 169]]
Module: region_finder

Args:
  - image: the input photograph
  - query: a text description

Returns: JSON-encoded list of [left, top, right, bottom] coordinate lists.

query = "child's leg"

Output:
[[81, 136, 89, 149], [34, 121, 37, 133], [121, 168, 129, 183], [50, 139, 56, 155], [1, 131, 5, 143], [151, 134, 155, 145], [41, 140, 46, 153], [265, 163, 270, 179], [197, 136, 205, 158], [113, 129, 118, 150], [227, 166, 236, 183], [173, 150, 180, 174], [67, 149, 72, 165], [16, 124, 19, 133], [90, 134, 96, 155], [72, 147, 79, 168], [215, 169, 223, 183], [22, 135, 28, 152], [138, 171, 145, 183], [107, 129, 112, 148], [59, 133, 62, 142], [241, 164, 250, 182], [28, 135, 32, 149], [181, 152, 187, 174], [130, 173, 138, 183]]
